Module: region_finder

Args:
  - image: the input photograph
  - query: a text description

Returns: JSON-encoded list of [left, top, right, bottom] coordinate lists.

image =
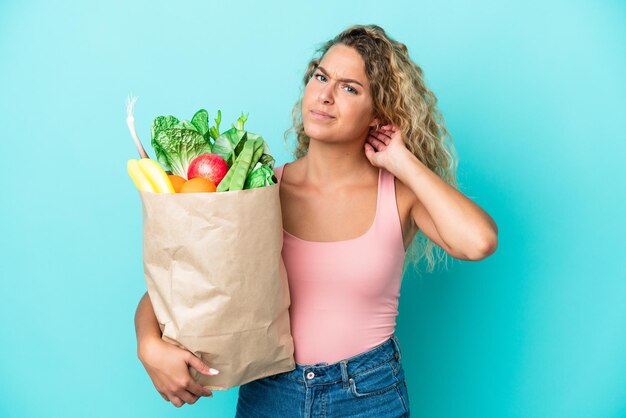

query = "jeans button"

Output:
[[306, 371, 315, 380], [394, 351, 400, 361]]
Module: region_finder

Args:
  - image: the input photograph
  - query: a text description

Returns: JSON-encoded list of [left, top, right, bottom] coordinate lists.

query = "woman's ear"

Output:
[[369, 117, 381, 129]]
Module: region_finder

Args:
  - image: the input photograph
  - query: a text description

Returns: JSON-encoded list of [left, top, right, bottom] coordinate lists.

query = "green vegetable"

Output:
[[247, 139, 265, 177], [190, 109, 209, 136], [244, 163, 277, 189], [232, 132, 249, 159], [215, 138, 271, 192], [211, 112, 250, 165], [208, 110, 222, 140], [228, 140, 257, 191], [148, 107, 277, 190], [211, 127, 247, 167], [216, 159, 237, 192], [259, 153, 275, 168], [235, 112, 249, 130], [151, 109, 218, 179]]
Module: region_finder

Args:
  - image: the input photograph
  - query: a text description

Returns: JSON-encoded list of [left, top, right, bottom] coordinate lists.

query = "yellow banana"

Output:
[[136, 158, 175, 193], [128, 159, 156, 192]]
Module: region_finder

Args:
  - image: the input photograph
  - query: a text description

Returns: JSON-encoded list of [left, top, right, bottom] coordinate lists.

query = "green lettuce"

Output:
[[244, 163, 277, 189], [150, 109, 214, 178]]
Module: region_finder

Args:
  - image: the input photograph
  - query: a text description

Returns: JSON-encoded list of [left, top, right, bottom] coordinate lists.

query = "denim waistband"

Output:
[[280, 335, 403, 387]]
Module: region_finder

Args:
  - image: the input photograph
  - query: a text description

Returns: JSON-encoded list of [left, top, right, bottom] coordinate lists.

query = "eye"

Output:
[[314, 73, 358, 94], [343, 85, 358, 94]]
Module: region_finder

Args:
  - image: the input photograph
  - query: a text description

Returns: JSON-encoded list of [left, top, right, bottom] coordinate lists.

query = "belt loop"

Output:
[[391, 335, 402, 362], [340, 361, 349, 389]]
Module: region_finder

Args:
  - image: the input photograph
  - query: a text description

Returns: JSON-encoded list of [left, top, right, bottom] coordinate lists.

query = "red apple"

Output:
[[187, 153, 229, 186]]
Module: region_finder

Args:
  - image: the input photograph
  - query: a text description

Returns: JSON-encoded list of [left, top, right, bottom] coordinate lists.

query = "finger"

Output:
[[371, 130, 391, 143], [170, 395, 185, 408], [381, 126, 396, 136], [158, 391, 169, 401], [368, 136, 385, 150], [186, 393, 201, 405], [376, 133, 391, 145], [187, 353, 220, 376], [187, 379, 214, 398], [178, 389, 201, 405]]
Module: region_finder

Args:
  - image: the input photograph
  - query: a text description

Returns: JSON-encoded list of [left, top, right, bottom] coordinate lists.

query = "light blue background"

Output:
[[1, 0, 624, 417]]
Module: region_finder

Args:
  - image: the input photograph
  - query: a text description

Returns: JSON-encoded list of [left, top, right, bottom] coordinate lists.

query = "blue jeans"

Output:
[[236, 335, 410, 417]]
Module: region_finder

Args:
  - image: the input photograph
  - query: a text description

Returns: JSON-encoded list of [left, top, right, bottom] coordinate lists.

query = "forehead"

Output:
[[318, 44, 368, 85]]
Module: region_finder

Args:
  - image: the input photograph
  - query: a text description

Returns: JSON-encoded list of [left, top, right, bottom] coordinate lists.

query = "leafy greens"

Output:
[[150, 108, 276, 188]]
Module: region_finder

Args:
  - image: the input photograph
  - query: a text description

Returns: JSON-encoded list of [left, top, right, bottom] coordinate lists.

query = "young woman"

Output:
[[135, 24, 498, 417]]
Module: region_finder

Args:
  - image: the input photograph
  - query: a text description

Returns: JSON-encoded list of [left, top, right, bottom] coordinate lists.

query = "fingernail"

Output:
[[208, 368, 220, 375]]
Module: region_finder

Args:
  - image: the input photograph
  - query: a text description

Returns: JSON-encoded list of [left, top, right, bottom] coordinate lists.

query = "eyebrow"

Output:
[[316, 66, 364, 88]]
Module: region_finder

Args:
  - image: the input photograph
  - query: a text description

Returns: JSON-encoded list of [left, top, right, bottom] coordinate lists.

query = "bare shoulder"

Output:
[[279, 159, 303, 186]]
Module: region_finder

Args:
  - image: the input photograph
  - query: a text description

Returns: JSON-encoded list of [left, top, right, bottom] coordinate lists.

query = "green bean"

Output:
[[247, 139, 265, 177], [216, 160, 238, 192], [228, 140, 256, 191]]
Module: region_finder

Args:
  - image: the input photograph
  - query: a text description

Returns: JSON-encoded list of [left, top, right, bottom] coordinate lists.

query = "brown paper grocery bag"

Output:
[[138, 182, 295, 390]]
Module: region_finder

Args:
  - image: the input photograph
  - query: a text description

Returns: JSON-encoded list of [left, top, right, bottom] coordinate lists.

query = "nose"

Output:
[[318, 83, 334, 105]]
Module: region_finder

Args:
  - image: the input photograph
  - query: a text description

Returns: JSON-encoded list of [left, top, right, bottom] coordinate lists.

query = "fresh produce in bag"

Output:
[[125, 96, 295, 390]]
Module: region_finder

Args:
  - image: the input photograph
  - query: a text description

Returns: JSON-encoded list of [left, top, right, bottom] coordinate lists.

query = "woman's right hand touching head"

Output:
[[138, 337, 220, 407]]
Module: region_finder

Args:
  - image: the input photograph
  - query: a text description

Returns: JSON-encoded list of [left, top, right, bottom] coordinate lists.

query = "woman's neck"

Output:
[[300, 139, 377, 189]]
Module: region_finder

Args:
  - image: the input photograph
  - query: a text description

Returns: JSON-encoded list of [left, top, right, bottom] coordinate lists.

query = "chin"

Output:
[[304, 124, 330, 141]]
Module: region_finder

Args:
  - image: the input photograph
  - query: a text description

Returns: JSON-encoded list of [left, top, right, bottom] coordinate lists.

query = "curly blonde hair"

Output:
[[283, 24, 460, 276]]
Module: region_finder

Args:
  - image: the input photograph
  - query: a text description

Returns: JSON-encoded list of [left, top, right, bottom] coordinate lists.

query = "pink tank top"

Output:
[[275, 163, 406, 365]]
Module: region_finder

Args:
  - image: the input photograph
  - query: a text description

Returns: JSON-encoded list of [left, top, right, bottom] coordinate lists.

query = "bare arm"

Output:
[[366, 125, 498, 260], [134, 291, 162, 359], [391, 149, 498, 260], [134, 291, 218, 406]]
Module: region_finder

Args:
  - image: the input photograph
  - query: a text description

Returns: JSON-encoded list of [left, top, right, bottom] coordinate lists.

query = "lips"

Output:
[[311, 110, 335, 118]]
